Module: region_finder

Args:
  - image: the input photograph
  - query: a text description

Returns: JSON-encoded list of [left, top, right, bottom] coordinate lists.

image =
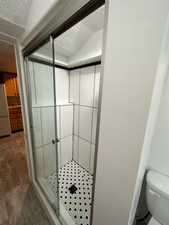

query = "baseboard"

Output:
[[0, 134, 10, 139], [12, 129, 24, 133]]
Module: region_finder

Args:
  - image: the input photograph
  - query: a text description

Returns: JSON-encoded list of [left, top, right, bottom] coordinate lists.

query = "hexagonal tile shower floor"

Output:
[[47, 161, 93, 225]]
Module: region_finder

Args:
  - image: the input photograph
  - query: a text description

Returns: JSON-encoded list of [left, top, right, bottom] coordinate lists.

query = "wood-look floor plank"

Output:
[[0, 132, 52, 225]]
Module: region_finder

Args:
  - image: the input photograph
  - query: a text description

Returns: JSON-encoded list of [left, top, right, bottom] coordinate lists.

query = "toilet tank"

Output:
[[146, 170, 169, 225]]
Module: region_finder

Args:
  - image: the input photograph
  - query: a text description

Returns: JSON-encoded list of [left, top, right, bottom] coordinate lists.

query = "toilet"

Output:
[[146, 170, 169, 225]]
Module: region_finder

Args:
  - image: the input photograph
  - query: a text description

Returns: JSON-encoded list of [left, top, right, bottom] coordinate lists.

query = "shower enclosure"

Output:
[[24, 4, 104, 225]]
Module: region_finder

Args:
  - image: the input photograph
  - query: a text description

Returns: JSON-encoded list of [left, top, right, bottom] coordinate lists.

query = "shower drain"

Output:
[[69, 184, 78, 194]]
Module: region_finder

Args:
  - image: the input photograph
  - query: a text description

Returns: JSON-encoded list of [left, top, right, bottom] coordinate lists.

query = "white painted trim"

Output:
[[0, 16, 24, 38], [14, 41, 35, 180], [0, 32, 34, 180], [0, 32, 17, 44], [0, 14, 25, 29]]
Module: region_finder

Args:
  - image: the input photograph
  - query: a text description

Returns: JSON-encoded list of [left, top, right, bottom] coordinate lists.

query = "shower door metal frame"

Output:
[[23, 0, 105, 57], [24, 36, 60, 218], [22, 1, 106, 225]]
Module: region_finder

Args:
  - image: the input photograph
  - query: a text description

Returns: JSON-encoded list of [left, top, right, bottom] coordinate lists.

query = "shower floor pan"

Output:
[[47, 160, 93, 225]]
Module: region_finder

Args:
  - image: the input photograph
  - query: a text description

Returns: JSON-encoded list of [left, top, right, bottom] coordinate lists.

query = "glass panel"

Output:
[[53, 5, 105, 225], [25, 38, 59, 213]]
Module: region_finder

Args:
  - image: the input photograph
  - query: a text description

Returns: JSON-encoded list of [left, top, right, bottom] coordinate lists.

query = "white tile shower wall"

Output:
[[32, 106, 57, 179], [33, 62, 54, 107], [41, 107, 55, 145], [57, 141, 61, 168], [54, 67, 73, 168], [80, 66, 95, 106], [56, 136, 73, 169], [56, 105, 73, 168], [92, 109, 98, 144], [30, 62, 99, 175], [33, 107, 58, 179], [35, 146, 44, 178], [43, 143, 56, 178], [30, 62, 72, 175], [56, 106, 60, 138], [60, 136, 72, 167], [31, 62, 69, 106], [69, 69, 80, 104], [73, 105, 79, 135], [73, 135, 79, 162], [79, 106, 92, 141], [28, 62, 36, 107], [78, 138, 91, 171], [32, 107, 42, 147], [55, 68, 69, 104], [69, 65, 101, 173], [32, 106, 56, 146], [94, 65, 101, 107], [60, 105, 73, 138], [90, 144, 95, 174], [35, 144, 57, 179]]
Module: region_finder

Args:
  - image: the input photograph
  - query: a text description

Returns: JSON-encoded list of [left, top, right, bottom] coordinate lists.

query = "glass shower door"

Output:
[[25, 38, 59, 213]]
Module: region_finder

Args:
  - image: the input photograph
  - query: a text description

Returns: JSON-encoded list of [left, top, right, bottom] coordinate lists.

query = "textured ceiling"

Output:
[[0, 40, 16, 73], [0, 0, 32, 26], [34, 6, 105, 62], [82, 5, 105, 32], [54, 5, 104, 58]]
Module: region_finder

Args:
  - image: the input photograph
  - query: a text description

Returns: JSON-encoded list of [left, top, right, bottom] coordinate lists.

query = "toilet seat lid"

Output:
[[147, 170, 169, 200], [148, 217, 161, 225]]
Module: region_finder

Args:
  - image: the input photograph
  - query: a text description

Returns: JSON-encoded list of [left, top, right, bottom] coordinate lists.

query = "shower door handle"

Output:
[[52, 138, 60, 144]]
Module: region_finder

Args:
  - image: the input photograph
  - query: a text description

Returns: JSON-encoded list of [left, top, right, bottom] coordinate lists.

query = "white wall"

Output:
[[129, 8, 169, 225], [148, 65, 169, 176], [55, 67, 69, 105], [146, 16, 169, 177], [92, 1, 169, 225]]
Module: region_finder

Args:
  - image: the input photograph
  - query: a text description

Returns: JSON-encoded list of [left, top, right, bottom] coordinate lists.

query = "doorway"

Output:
[[0, 41, 23, 136], [0, 40, 28, 225]]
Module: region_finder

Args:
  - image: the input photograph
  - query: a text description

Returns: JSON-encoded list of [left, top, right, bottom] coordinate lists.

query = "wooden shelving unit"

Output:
[[3, 73, 23, 132]]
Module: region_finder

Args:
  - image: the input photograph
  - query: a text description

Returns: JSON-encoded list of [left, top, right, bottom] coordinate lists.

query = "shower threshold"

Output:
[[47, 160, 93, 225]]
